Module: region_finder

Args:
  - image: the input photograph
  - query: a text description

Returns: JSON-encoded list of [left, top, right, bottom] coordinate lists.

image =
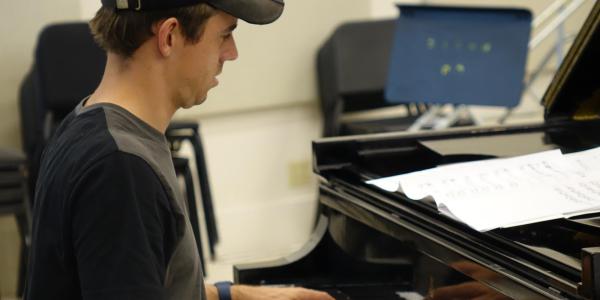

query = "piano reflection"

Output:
[[234, 2, 600, 299]]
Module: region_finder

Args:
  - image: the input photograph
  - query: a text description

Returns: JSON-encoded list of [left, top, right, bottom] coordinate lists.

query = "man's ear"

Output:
[[155, 17, 180, 57]]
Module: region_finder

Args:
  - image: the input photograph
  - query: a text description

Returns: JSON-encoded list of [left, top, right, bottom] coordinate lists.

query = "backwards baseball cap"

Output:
[[100, 0, 284, 24]]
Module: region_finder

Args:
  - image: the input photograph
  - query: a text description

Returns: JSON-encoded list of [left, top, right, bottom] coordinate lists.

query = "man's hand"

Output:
[[427, 281, 511, 300], [206, 283, 334, 300], [232, 285, 335, 300]]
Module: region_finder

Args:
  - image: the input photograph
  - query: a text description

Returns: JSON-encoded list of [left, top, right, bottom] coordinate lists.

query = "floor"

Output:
[[0, 216, 20, 299], [202, 194, 319, 284]]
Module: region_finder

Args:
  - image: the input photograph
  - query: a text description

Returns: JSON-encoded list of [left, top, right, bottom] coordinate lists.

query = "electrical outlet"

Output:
[[288, 160, 311, 187]]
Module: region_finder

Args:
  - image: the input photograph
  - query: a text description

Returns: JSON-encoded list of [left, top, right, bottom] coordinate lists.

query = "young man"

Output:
[[25, 0, 334, 299]]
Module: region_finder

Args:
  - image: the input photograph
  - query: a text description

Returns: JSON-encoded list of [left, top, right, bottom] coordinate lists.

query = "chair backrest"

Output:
[[36, 23, 106, 117], [318, 19, 417, 137], [19, 22, 105, 194]]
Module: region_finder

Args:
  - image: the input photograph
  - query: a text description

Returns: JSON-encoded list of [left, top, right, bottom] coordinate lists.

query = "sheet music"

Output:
[[367, 147, 600, 231]]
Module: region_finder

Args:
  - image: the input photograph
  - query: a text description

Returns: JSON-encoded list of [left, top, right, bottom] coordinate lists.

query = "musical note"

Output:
[[440, 64, 452, 76], [481, 42, 492, 53]]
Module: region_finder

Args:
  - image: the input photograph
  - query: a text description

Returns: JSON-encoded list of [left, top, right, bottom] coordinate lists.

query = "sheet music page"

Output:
[[367, 147, 600, 231]]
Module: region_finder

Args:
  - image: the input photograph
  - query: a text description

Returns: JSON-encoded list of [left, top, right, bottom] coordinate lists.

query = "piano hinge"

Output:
[[573, 90, 600, 121], [579, 247, 600, 299]]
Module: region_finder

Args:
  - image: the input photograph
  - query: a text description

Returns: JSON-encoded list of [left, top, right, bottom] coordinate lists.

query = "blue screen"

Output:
[[385, 6, 531, 107]]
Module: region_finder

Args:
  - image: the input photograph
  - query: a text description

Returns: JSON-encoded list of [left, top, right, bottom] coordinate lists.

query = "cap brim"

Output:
[[206, 0, 284, 25]]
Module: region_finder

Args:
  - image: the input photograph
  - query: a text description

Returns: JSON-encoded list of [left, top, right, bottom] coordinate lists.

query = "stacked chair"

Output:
[[168, 121, 219, 264]]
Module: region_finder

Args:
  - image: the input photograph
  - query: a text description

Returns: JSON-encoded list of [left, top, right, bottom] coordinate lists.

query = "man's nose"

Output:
[[222, 37, 238, 62]]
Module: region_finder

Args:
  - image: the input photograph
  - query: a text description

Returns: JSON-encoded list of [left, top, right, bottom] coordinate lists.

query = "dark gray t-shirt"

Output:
[[25, 100, 205, 300]]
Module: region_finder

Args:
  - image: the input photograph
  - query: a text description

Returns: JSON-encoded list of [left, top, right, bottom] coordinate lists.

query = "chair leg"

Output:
[[174, 157, 207, 275], [191, 134, 218, 259], [15, 211, 29, 297], [181, 162, 206, 275]]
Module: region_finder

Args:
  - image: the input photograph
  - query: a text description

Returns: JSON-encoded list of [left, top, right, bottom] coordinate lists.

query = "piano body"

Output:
[[234, 3, 600, 299]]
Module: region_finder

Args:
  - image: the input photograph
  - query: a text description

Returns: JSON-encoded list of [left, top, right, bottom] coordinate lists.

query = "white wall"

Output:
[[194, 103, 322, 262]]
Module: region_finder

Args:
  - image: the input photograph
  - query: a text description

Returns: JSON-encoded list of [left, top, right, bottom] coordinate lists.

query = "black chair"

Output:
[[19, 23, 106, 197], [317, 19, 429, 137], [0, 149, 29, 296], [19, 22, 218, 277], [167, 121, 218, 260], [172, 156, 207, 274]]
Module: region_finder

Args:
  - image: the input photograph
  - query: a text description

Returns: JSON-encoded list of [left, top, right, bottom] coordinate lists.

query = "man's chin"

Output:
[[178, 96, 207, 109], [193, 95, 208, 107]]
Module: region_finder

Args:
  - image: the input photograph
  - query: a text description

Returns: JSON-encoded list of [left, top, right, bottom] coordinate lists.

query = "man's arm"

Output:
[[70, 152, 176, 299], [205, 283, 334, 300]]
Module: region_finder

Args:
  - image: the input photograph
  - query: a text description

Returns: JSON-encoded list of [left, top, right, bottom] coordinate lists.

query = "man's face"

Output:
[[174, 11, 238, 108]]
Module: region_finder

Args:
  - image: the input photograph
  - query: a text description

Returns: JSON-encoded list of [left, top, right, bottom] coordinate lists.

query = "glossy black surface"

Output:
[[544, 1, 600, 119], [304, 120, 600, 299]]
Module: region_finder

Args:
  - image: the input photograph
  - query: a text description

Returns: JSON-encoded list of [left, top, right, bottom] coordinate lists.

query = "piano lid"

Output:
[[543, 1, 600, 122]]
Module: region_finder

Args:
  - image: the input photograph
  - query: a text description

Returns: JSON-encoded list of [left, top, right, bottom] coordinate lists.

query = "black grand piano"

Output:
[[234, 3, 600, 299]]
